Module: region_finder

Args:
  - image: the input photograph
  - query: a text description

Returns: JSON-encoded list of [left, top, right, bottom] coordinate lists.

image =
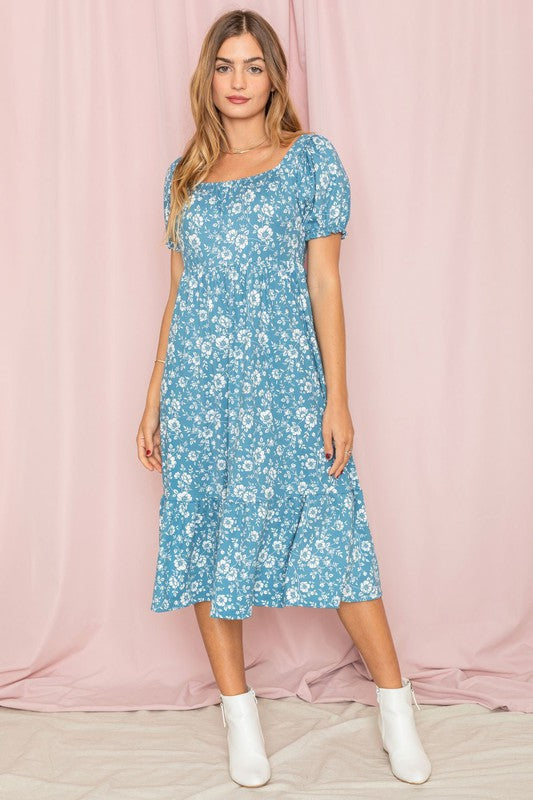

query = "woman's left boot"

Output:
[[375, 676, 432, 784]]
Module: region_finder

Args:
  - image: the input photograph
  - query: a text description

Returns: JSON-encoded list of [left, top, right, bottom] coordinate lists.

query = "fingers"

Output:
[[323, 432, 333, 463], [327, 436, 353, 479], [323, 418, 353, 479], [146, 441, 162, 473], [150, 442, 163, 471], [137, 425, 162, 473]]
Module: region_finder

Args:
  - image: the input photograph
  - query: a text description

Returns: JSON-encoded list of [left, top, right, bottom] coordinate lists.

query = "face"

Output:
[[212, 33, 273, 120]]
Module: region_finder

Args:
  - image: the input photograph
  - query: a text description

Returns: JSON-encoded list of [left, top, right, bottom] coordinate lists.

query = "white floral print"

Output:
[[151, 133, 382, 619]]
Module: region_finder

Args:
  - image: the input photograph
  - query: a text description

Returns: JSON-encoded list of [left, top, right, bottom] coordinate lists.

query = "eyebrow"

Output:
[[215, 56, 265, 64]]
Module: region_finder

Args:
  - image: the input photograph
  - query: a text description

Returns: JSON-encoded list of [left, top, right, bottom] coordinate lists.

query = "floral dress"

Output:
[[151, 132, 382, 619]]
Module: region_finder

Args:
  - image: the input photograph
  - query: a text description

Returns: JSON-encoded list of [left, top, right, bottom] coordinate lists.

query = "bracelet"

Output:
[[154, 358, 165, 364]]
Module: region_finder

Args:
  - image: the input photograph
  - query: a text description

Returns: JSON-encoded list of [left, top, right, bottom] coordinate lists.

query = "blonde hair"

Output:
[[164, 8, 306, 250]]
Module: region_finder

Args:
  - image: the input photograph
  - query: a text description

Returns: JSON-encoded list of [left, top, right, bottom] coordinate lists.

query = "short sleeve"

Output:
[[302, 134, 351, 242], [163, 156, 182, 251]]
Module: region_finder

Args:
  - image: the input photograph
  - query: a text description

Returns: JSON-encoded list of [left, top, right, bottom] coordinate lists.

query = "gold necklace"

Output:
[[222, 136, 269, 154]]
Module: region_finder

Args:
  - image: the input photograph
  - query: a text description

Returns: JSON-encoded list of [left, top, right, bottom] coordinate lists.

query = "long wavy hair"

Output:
[[164, 8, 306, 250]]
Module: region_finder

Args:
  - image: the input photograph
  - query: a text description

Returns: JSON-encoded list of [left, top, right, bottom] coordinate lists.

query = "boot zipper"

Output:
[[219, 688, 257, 726], [375, 682, 421, 711]]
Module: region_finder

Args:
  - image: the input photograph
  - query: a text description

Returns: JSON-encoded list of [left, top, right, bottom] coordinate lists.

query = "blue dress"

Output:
[[151, 132, 382, 619]]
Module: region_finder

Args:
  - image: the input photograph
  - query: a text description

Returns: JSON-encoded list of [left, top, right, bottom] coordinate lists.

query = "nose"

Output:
[[231, 68, 246, 91]]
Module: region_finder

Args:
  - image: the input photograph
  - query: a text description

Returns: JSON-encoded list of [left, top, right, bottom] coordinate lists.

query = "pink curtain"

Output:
[[1, 0, 532, 713]]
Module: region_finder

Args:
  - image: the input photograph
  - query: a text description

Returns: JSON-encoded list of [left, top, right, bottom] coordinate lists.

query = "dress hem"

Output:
[[150, 591, 383, 620]]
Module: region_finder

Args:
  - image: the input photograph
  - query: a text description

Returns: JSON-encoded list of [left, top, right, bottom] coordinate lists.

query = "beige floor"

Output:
[[1, 697, 532, 799]]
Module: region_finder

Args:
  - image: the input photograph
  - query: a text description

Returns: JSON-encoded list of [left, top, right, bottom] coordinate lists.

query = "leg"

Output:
[[194, 601, 271, 787], [194, 601, 247, 694], [336, 596, 403, 688], [337, 596, 431, 784]]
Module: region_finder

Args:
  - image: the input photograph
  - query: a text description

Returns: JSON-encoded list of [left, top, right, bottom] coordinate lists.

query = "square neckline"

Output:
[[197, 132, 309, 187]]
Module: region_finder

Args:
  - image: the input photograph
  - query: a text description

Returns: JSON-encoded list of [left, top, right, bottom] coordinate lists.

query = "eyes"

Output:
[[215, 65, 263, 74]]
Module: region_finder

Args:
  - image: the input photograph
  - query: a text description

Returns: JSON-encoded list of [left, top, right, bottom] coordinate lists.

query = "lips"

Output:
[[227, 96, 249, 103]]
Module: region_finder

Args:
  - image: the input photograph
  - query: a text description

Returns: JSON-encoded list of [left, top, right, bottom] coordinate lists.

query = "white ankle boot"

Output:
[[219, 685, 271, 788], [375, 676, 432, 784]]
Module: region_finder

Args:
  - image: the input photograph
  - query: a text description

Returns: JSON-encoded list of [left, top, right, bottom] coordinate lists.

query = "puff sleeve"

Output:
[[302, 134, 351, 242], [163, 156, 182, 251]]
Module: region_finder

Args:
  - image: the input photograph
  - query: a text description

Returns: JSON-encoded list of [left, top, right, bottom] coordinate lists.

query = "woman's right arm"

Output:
[[136, 249, 184, 472]]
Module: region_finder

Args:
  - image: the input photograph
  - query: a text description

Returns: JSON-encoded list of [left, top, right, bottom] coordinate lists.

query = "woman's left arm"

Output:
[[306, 232, 354, 478]]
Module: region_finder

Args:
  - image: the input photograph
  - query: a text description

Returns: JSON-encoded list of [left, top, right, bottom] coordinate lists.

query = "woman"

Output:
[[137, 8, 431, 789]]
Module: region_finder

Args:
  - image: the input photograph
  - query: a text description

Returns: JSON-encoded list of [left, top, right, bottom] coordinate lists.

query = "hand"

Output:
[[322, 397, 354, 478], [137, 405, 162, 473]]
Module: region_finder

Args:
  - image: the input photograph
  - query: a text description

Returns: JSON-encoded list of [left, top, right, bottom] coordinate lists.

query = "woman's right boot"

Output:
[[219, 685, 271, 787]]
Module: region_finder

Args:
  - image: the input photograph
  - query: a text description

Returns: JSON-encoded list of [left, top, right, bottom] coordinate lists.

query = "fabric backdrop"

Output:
[[1, 0, 532, 713]]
